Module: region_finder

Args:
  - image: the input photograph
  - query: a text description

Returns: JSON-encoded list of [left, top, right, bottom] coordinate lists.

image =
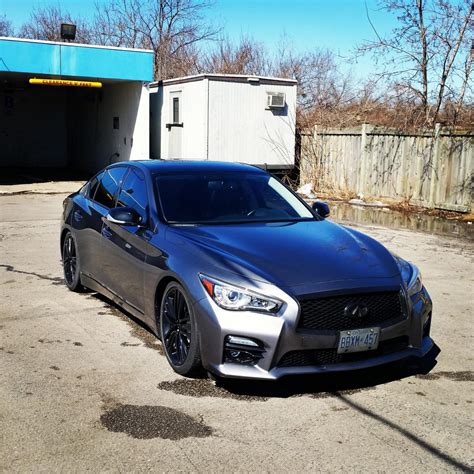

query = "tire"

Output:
[[159, 281, 202, 377], [62, 231, 85, 292]]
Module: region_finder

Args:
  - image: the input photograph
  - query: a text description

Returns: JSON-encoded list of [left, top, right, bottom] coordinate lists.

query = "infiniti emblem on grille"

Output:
[[344, 303, 369, 319]]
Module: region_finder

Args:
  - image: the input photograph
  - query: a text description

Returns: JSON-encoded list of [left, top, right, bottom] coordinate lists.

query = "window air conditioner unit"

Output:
[[267, 92, 286, 108]]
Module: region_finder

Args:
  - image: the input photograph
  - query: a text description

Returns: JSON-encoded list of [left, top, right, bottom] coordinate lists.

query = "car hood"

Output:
[[167, 220, 401, 290]]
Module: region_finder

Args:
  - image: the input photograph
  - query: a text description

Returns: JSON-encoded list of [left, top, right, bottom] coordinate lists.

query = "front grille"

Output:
[[277, 336, 409, 367], [297, 291, 406, 331]]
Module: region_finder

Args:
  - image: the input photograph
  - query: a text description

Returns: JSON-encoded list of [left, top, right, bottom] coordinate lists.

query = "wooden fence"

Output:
[[300, 124, 473, 212]]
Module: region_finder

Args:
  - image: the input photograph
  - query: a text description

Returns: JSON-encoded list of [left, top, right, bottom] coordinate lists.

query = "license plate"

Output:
[[337, 327, 380, 354]]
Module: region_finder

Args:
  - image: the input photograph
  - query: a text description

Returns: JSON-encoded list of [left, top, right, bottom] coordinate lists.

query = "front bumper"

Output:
[[193, 283, 433, 380]]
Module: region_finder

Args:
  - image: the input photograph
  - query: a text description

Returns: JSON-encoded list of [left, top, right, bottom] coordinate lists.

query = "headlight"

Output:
[[394, 255, 423, 296], [199, 274, 283, 313], [408, 272, 423, 296]]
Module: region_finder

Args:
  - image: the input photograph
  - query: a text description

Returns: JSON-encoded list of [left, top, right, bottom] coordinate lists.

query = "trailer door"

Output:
[[168, 91, 182, 159]]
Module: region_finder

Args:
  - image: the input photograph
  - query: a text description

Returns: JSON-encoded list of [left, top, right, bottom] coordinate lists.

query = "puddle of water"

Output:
[[329, 203, 473, 241], [416, 371, 473, 382], [100, 404, 212, 440], [158, 379, 268, 402], [308, 387, 376, 399]]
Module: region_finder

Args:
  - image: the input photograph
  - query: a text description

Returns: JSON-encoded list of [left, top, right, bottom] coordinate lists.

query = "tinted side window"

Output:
[[94, 167, 127, 209], [88, 172, 104, 199], [117, 168, 148, 222], [78, 182, 89, 197]]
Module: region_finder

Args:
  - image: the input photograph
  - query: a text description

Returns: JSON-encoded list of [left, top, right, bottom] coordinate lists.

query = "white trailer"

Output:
[[149, 74, 297, 169]]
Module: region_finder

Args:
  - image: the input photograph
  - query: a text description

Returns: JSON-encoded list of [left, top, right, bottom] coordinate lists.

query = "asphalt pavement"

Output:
[[1, 193, 473, 472]]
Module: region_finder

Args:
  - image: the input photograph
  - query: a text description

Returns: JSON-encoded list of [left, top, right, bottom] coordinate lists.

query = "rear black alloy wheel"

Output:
[[62, 232, 84, 292], [160, 282, 201, 376]]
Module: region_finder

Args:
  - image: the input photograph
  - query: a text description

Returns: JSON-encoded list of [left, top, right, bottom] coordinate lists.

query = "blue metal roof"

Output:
[[0, 38, 154, 82]]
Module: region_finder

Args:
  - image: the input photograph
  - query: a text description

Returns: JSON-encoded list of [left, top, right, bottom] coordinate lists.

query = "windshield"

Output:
[[155, 171, 314, 224]]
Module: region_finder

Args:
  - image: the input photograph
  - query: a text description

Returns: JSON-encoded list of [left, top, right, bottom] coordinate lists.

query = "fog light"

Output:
[[224, 335, 265, 365]]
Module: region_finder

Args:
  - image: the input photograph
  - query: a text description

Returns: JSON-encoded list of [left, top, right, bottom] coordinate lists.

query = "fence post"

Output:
[[428, 123, 441, 208], [358, 123, 368, 196], [312, 125, 319, 188]]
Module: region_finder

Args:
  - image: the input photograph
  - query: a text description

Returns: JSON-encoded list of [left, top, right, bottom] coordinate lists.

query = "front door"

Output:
[[91, 166, 128, 289], [100, 167, 150, 313]]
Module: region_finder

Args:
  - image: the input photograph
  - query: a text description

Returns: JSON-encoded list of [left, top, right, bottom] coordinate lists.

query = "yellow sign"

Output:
[[29, 78, 103, 88]]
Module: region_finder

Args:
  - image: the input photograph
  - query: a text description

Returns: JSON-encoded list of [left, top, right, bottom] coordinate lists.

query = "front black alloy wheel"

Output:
[[62, 231, 84, 292], [160, 282, 201, 376]]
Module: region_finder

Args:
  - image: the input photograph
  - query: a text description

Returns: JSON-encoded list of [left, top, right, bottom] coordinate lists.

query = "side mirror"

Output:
[[106, 207, 142, 226], [312, 201, 330, 219]]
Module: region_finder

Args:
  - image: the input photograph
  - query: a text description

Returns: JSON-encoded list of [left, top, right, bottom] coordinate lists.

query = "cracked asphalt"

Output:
[[1, 193, 473, 472]]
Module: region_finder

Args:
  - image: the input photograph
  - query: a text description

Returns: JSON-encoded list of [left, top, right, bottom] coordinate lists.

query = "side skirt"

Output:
[[80, 273, 155, 331]]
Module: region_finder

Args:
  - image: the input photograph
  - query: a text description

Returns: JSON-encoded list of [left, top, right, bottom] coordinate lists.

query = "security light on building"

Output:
[[60, 23, 76, 41]]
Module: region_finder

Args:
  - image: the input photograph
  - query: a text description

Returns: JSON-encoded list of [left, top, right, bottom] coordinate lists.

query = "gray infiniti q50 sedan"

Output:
[[60, 160, 434, 380]]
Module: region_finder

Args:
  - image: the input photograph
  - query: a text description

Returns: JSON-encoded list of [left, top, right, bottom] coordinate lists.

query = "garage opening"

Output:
[[0, 38, 153, 184], [1, 73, 148, 182]]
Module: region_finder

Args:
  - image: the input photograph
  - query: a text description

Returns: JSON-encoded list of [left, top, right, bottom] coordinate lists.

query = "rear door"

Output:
[[100, 167, 151, 312], [69, 173, 103, 278]]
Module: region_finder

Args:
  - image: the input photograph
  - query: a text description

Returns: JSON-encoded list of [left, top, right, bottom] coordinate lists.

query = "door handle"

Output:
[[101, 226, 113, 239]]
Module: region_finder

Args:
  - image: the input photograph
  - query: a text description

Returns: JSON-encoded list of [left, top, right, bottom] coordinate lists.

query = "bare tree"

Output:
[[92, 0, 219, 79], [270, 39, 356, 128], [199, 34, 356, 129], [284, 51, 354, 124], [359, 0, 473, 127], [0, 14, 14, 37], [198, 35, 271, 75], [14, 0, 218, 80], [19, 5, 93, 43]]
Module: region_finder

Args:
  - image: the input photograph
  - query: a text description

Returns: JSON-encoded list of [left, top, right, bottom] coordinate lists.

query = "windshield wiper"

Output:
[[169, 217, 316, 226]]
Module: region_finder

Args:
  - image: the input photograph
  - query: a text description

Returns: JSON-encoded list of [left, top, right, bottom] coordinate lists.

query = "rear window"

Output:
[[88, 172, 103, 199]]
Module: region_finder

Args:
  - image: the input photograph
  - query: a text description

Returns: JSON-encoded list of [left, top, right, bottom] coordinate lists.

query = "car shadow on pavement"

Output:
[[216, 345, 441, 399]]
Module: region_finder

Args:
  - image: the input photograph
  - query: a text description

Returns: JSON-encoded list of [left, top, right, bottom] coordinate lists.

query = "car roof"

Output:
[[110, 160, 266, 174]]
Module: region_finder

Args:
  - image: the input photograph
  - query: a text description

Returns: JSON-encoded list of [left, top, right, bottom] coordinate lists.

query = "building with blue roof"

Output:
[[0, 37, 154, 173]]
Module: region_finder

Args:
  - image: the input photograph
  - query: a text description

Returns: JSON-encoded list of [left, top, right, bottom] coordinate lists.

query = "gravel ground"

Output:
[[1, 193, 473, 472]]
